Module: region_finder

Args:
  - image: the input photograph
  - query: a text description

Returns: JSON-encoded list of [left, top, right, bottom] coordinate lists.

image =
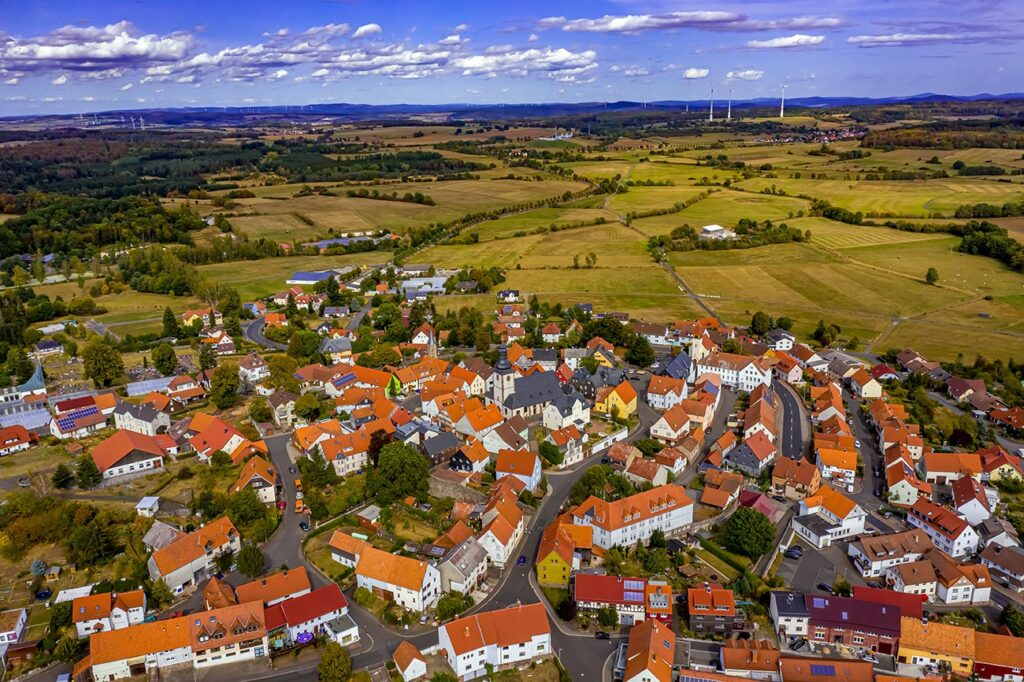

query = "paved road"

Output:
[[658, 261, 720, 322], [776, 382, 809, 460], [243, 316, 289, 351]]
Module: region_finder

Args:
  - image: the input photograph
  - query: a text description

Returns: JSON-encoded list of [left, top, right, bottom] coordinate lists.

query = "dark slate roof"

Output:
[[549, 392, 587, 418], [17, 363, 46, 394], [532, 349, 558, 364], [113, 401, 160, 422], [422, 431, 460, 458], [765, 329, 795, 343], [804, 594, 901, 636], [725, 443, 761, 473], [319, 337, 352, 354], [267, 390, 299, 409], [587, 366, 626, 389], [505, 371, 563, 410], [771, 591, 810, 617], [660, 352, 692, 380]]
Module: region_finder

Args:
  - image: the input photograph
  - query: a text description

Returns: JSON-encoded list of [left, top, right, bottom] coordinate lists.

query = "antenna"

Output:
[[727, 88, 732, 121], [708, 87, 714, 122], [780, 84, 788, 119]]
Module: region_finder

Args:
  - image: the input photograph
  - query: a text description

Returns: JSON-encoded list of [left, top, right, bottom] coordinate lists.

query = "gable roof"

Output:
[[355, 544, 429, 591], [441, 603, 549, 656], [235, 567, 311, 606], [573, 485, 693, 532], [232, 455, 276, 493], [151, 517, 238, 576], [91, 430, 165, 473], [264, 583, 348, 630]]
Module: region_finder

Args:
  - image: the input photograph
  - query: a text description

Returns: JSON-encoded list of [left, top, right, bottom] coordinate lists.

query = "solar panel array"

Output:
[[623, 591, 645, 603], [56, 406, 99, 431], [810, 665, 836, 677], [623, 579, 644, 591]]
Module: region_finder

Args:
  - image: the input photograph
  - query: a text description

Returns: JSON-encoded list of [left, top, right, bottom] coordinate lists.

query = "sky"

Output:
[[1, 0, 1020, 115]]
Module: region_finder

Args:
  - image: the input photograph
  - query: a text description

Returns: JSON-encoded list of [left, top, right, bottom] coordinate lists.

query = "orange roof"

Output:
[[459, 437, 490, 464], [393, 641, 426, 672], [779, 658, 874, 682], [88, 616, 191, 665], [657, 405, 690, 433], [744, 431, 776, 462], [613, 380, 638, 404], [974, 631, 1024, 668], [773, 457, 820, 488], [151, 517, 239, 576], [236, 567, 311, 606], [93, 392, 118, 412], [721, 639, 780, 672], [481, 513, 517, 546], [435, 520, 475, 550], [804, 486, 858, 520], [72, 593, 114, 623], [189, 601, 265, 653], [232, 455, 276, 493], [356, 544, 430, 591], [293, 420, 347, 451], [922, 451, 983, 477], [91, 430, 165, 473], [647, 375, 687, 397], [442, 603, 549, 656], [203, 576, 238, 610], [328, 531, 368, 558], [626, 458, 662, 482], [573, 485, 693, 532], [817, 447, 857, 471], [537, 521, 575, 567], [320, 428, 372, 462], [495, 449, 539, 478], [701, 487, 734, 509], [688, 583, 736, 616], [548, 424, 583, 447], [899, 617, 974, 658], [142, 391, 172, 412], [624, 619, 675, 682], [463, 403, 504, 432]]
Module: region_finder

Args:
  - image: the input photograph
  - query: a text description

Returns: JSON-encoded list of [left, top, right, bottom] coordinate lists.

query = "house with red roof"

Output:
[[573, 574, 671, 625], [437, 603, 551, 681], [264, 583, 358, 648], [0, 425, 35, 456], [907, 498, 980, 557], [91, 430, 168, 482]]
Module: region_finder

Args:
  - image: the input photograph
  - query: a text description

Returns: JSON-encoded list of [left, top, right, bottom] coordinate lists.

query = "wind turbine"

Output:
[[727, 88, 733, 121], [708, 87, 714, 122], [779, 84, 789, 119]]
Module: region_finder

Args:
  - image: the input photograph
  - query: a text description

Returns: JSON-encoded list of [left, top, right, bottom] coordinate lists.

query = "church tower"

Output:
[[493, 344, 516, 404]]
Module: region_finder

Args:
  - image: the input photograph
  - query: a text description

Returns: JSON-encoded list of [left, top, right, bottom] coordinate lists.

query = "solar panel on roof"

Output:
[[811, 665, 836, 677], [623, 591, 644, 603], [812, 597, 826, 608], [623, 579, 644, 591]]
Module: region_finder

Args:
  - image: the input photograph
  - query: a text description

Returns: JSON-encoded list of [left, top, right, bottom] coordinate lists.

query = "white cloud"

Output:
[[453, 24, 469, 33], [682, 67, 709, 79], [352, 23, 383, 39], [3, 77, 17, 85], [847, 32, 971, 47], [747, 34, 825, 49], [439, 34, 467, 46], [311, 68, 330, 78], [82, 95, 95, 101], [268, 69, 288, 80], [452, 46, 597, 81], [527, 33, 539, 42], [119, 82, 132, 91], [727, 69, 764, 80], [539, 11, 739, 34], [51, 74, 67, 85]]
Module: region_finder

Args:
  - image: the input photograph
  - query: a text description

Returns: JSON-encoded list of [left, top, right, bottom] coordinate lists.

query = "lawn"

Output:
[[418, 235, 545, 269], [463, 207, 620, 242], [632, 189, 811, 235], [230, 213, 323, 243], [605, 185, 715, 214], [517, 224, 652, 269], [791, 217, 953, 250], [876, 321, 1024, 362], [0, 445, 75, 483], [693, 550, 741, 582], [197, 253, 384, 299], [388, 510, 442, 544]]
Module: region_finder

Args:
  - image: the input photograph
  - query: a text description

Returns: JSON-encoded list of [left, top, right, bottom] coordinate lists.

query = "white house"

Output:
[[87, 616, 193, 680], [73, 590, 147, 638], [791, 487, 866, 548], [622, 619, 675, 682], [571, 485, 693, 550], [645, 375, 688, 411], [542, 392, 590, 432], [545, 425, 585, 468], [906, 498, 979, 558], [847, 529, 934, 578], [335, 538, 441, 612], [649, 406, 691, 446], [495, 449, 542, 491], [438, 603, 551, 681], [393, 641, 428, 682], [190, 602, 269, 670], [147, 517, 241, 593], [696, 353, 772, 392], [238, 353, 270, 384], [769, 592, 809, 638], [951, 475, 993, 525], [765, 329, 795, 351], [0, 425, 33, 456], [231, 456, 278, 505], [91, 430, 166, 483], [264, 584, 359, 647], [478, 494, 524, 568], [0, 609, 27, 660]]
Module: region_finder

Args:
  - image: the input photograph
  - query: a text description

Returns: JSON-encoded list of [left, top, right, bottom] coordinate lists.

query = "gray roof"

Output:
[[441, 536, 490, 579], [17, 363, 46, 394], [114, 401, 161, 422], [422, 431, 460, 458], [771, 591, 810, 617], [794, 512, 839, 537], [143, 520, 184, 551], [725, 443, 762, 474], [0, 405, 51, 431], [765, 328, 795, 342], [267, 390, 298, 409], [532, 349, 558, 363], [549, 392, 587, 418], [319, 337, 352, 354], [660, 352, 692, 381], [504, 371, 562, 410]]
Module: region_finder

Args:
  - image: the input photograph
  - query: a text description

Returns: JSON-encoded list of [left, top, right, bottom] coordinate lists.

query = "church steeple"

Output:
[[493, 344, 515, 404]]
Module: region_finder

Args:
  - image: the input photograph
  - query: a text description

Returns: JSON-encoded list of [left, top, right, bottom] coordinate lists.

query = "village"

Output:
[[0, 257, 1019, 682]]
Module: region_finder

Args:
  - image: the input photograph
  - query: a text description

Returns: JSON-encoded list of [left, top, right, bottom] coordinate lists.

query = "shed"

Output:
[[136, 496, 161, 517]]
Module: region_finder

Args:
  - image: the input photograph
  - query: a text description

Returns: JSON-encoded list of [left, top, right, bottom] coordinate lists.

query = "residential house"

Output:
[[571, 485, 694, 550], [343, 539, 441, 612], [86, 615, 192, 680], [147, 517, 241, 593], [449, 437, 491, 475], [719, 639, 781, 681], [437, 603, 551, 681], [725, 431, 776, 476], [907, 498, 979, 558], [91, 430, 166, 482], [625, 458, 668, 488], [190, 414, 267, 464], [769, 592, 810, 638], [849, 369, 882, 400], [622, 619, 674, 682], [0, 425, 34, 456], [805, 593, 901, 654], [951, 475, 993, 525], [847, 529, 934, 578], [593, 380, 638, 419], [49, 404, 108, 440], [438, 537, 490, 595], [182, 307, 222, 327], [113, 402, 170, 437], [236, 568, 312, 607], [545, 425, 585, 468], [688, 583, 745, 635], [541, 323, 563, 344], [980, 544, 1024, 591], [791, 487, 866, 548], [897, 617, 975, 677], [815, 446, 857, 488], [977, 517, 1020, 549], [231, 456, 278, 504], [645, 375, 688, 411], [771, 458, 821, 500], [264, 584, 358, 648], [495, 449, 542, 491], [919, 452, 983, 485], [393, 642, 428, 682], [765, 329, 795, 351], [238, 353, 270, 384], [72, 590, 147, 638], [649, 405, 691, 446], [573, 575, 669, 625], [268, 390, 299, 428], [318, 427, 372, 478], [974, 631, 1024, 682], [696, 353, 772, 392], [701, 469, 743, 510], [189, 602, 268, 669], [478, 491, 525, 568]]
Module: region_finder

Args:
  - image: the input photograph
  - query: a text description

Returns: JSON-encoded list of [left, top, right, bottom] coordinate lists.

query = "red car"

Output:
[[277, 500, 286, 510]]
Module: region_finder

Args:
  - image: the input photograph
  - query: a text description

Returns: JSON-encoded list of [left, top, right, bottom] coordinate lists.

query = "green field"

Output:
[[197, 253, 385, 299], [463, 207, 619, 241]]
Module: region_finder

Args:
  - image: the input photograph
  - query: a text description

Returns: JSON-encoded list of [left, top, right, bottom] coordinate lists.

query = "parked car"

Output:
[[784, 547, 803, 560], [816, 583, 834, 594], [419, 614, 430, 625], [595, 631, 611, 640], [882, 511, 894, 519], [17, 477, 30, 488], [791, 639, 807, 651], [516, 555, 527, 567], [299, 521, 310, 532], [288, 466, 297, 474]]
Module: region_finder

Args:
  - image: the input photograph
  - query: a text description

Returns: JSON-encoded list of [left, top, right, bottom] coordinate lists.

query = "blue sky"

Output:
[[1, 0, 1020, 115]]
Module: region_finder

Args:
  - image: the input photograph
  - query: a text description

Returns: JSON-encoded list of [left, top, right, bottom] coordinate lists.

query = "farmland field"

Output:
[[198, 253, 385, 299]]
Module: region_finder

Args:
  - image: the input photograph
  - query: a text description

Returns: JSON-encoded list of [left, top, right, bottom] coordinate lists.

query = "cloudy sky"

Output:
[[1, 0, 1019, 115]]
